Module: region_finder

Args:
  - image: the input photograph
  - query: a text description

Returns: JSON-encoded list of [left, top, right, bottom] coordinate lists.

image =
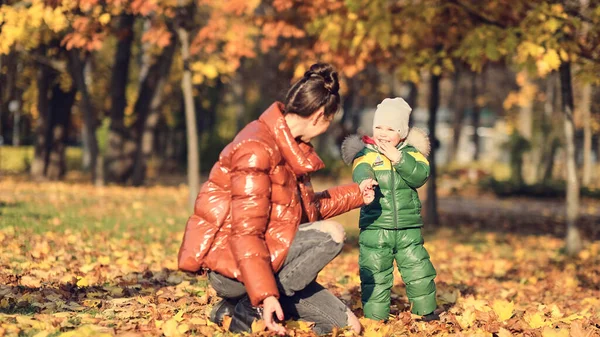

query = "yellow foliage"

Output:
[[400, 33, 413, 48], [456, 309, 477, 329], [58, 325, 112, 337], [524, 312, 550, 329], [285, 320, 314, 331], [76, 276, 90, 287], [44, 7, 68, 32], [492, 300, 514, 322], [541, 327, 569, 337], [98, 13, 111, 25], [537, 49, 561, 77], [251, 319, 266, 333], [162, 319, 182, 337]]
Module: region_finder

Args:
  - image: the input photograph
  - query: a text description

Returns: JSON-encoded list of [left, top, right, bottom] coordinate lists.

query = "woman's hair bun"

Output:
[[285, 62, 341, 118], [303, 63, 339, 95]]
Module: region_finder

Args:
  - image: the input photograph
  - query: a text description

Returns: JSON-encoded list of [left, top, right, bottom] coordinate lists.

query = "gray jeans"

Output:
[[209, 221, 351, 335]]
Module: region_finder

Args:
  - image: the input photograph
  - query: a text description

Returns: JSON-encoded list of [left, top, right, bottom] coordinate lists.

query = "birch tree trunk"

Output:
[[177, 22, 200, 210], [559, 61, 583, 256]]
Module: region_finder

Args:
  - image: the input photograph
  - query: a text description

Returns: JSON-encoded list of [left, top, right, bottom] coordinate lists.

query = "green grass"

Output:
[[0, 178, 189, 247], [0, 146, 83, 173]]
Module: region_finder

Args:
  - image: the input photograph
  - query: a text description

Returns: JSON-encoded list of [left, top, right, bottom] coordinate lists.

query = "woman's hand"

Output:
[[262, 296, 286, 335], [375, 139, 402, 164], [359, 178, 378, 204]]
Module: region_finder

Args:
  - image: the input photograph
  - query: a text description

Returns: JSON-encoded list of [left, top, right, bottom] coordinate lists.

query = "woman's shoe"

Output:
[[229, 296, 263, 333], [209, 298, 238, 325]]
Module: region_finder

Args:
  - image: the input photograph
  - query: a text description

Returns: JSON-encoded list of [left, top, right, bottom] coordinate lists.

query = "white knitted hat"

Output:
[[373, 97, 412, 139]]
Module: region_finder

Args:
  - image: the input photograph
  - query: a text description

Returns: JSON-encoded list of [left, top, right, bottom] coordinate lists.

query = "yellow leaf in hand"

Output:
[[492, 300, 514, 321]]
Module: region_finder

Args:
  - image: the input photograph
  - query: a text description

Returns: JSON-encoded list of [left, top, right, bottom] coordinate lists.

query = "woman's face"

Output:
[[373, 125, 401, 147], [300, 108, 334, 142]]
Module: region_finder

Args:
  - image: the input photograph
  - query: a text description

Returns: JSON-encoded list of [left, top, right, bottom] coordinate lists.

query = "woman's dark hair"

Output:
[[284, 63, 340, 118]]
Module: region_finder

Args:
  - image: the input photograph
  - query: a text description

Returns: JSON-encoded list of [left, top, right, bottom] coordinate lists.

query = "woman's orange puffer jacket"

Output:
[[178, 102, 364, 306]]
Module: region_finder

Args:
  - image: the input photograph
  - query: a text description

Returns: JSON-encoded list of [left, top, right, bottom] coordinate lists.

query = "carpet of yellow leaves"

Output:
[[0, 177, 599, 337]]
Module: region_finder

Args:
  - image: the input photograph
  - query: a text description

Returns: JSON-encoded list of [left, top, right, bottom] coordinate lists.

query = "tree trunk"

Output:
[[425, 72, 440, 227], [518, 73, 534, 184], [471, 70, 481, 161], [406, 81, 418, 126], [104, 14, 135, 184], [131, 38, 176, 186], [559, 62, 582, 256], [69, 49, 100, 185], [581, 83, 592, 186], [448, 70, 464, 163], [31, 50, 53, 178], [540, 74, 556, 182], [45, 83, 76, 180], [177, 27, 200, 210]]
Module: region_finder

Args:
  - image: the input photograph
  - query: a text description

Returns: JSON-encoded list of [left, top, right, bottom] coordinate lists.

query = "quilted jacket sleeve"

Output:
[[314, 183, 364, 220], [229, 141, 279, 306], [394, 148, 430, 188]]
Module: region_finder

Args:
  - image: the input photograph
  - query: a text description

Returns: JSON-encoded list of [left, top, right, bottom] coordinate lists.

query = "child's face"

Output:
[[373, 125, 401, 147]]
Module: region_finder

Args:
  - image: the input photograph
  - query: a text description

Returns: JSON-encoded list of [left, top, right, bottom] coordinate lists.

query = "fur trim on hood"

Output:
[[341, 127, 431, 165]]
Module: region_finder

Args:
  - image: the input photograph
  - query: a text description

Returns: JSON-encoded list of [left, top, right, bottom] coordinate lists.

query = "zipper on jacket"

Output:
[[390, 161, 398, 229]]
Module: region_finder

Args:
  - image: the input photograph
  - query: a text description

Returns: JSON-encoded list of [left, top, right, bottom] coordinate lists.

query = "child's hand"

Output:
[[359, 178, 378, 204], [375, 139, 402, 164]]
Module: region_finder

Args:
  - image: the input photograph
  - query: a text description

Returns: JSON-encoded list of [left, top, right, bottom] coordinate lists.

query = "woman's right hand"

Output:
[[359, 178, 378, 204], [262, 296, 286, 335]]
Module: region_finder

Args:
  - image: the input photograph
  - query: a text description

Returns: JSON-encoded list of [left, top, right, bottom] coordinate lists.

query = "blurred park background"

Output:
[[1, 1, 600, 336]]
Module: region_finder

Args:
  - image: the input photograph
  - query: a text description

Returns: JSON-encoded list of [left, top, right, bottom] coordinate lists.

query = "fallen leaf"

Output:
[[498, 327, 514, 337], [286, 320, 314, 331], [20, 275, 42, 288], [493, 300, 514, 322], [542, 327, 569, 337], [525, 312, 550, 329], [162, 319, 181, 337], [251, 319, 266, 333]]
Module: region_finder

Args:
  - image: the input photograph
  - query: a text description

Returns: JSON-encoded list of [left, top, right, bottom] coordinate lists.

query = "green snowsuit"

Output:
[[342, 130, 437, 320]]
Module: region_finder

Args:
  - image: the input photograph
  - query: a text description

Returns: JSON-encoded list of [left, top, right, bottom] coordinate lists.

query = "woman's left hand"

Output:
[[359, 178, 378, 204]]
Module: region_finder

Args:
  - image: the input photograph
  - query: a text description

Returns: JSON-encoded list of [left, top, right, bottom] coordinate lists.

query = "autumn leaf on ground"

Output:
[[493, 300, 515, 322], [498, 327, 514, 337], [542, 326, 569, 337], [251, 319, 267, 333], [286, 320, 315, 331], [524, 312, 550, 329]]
